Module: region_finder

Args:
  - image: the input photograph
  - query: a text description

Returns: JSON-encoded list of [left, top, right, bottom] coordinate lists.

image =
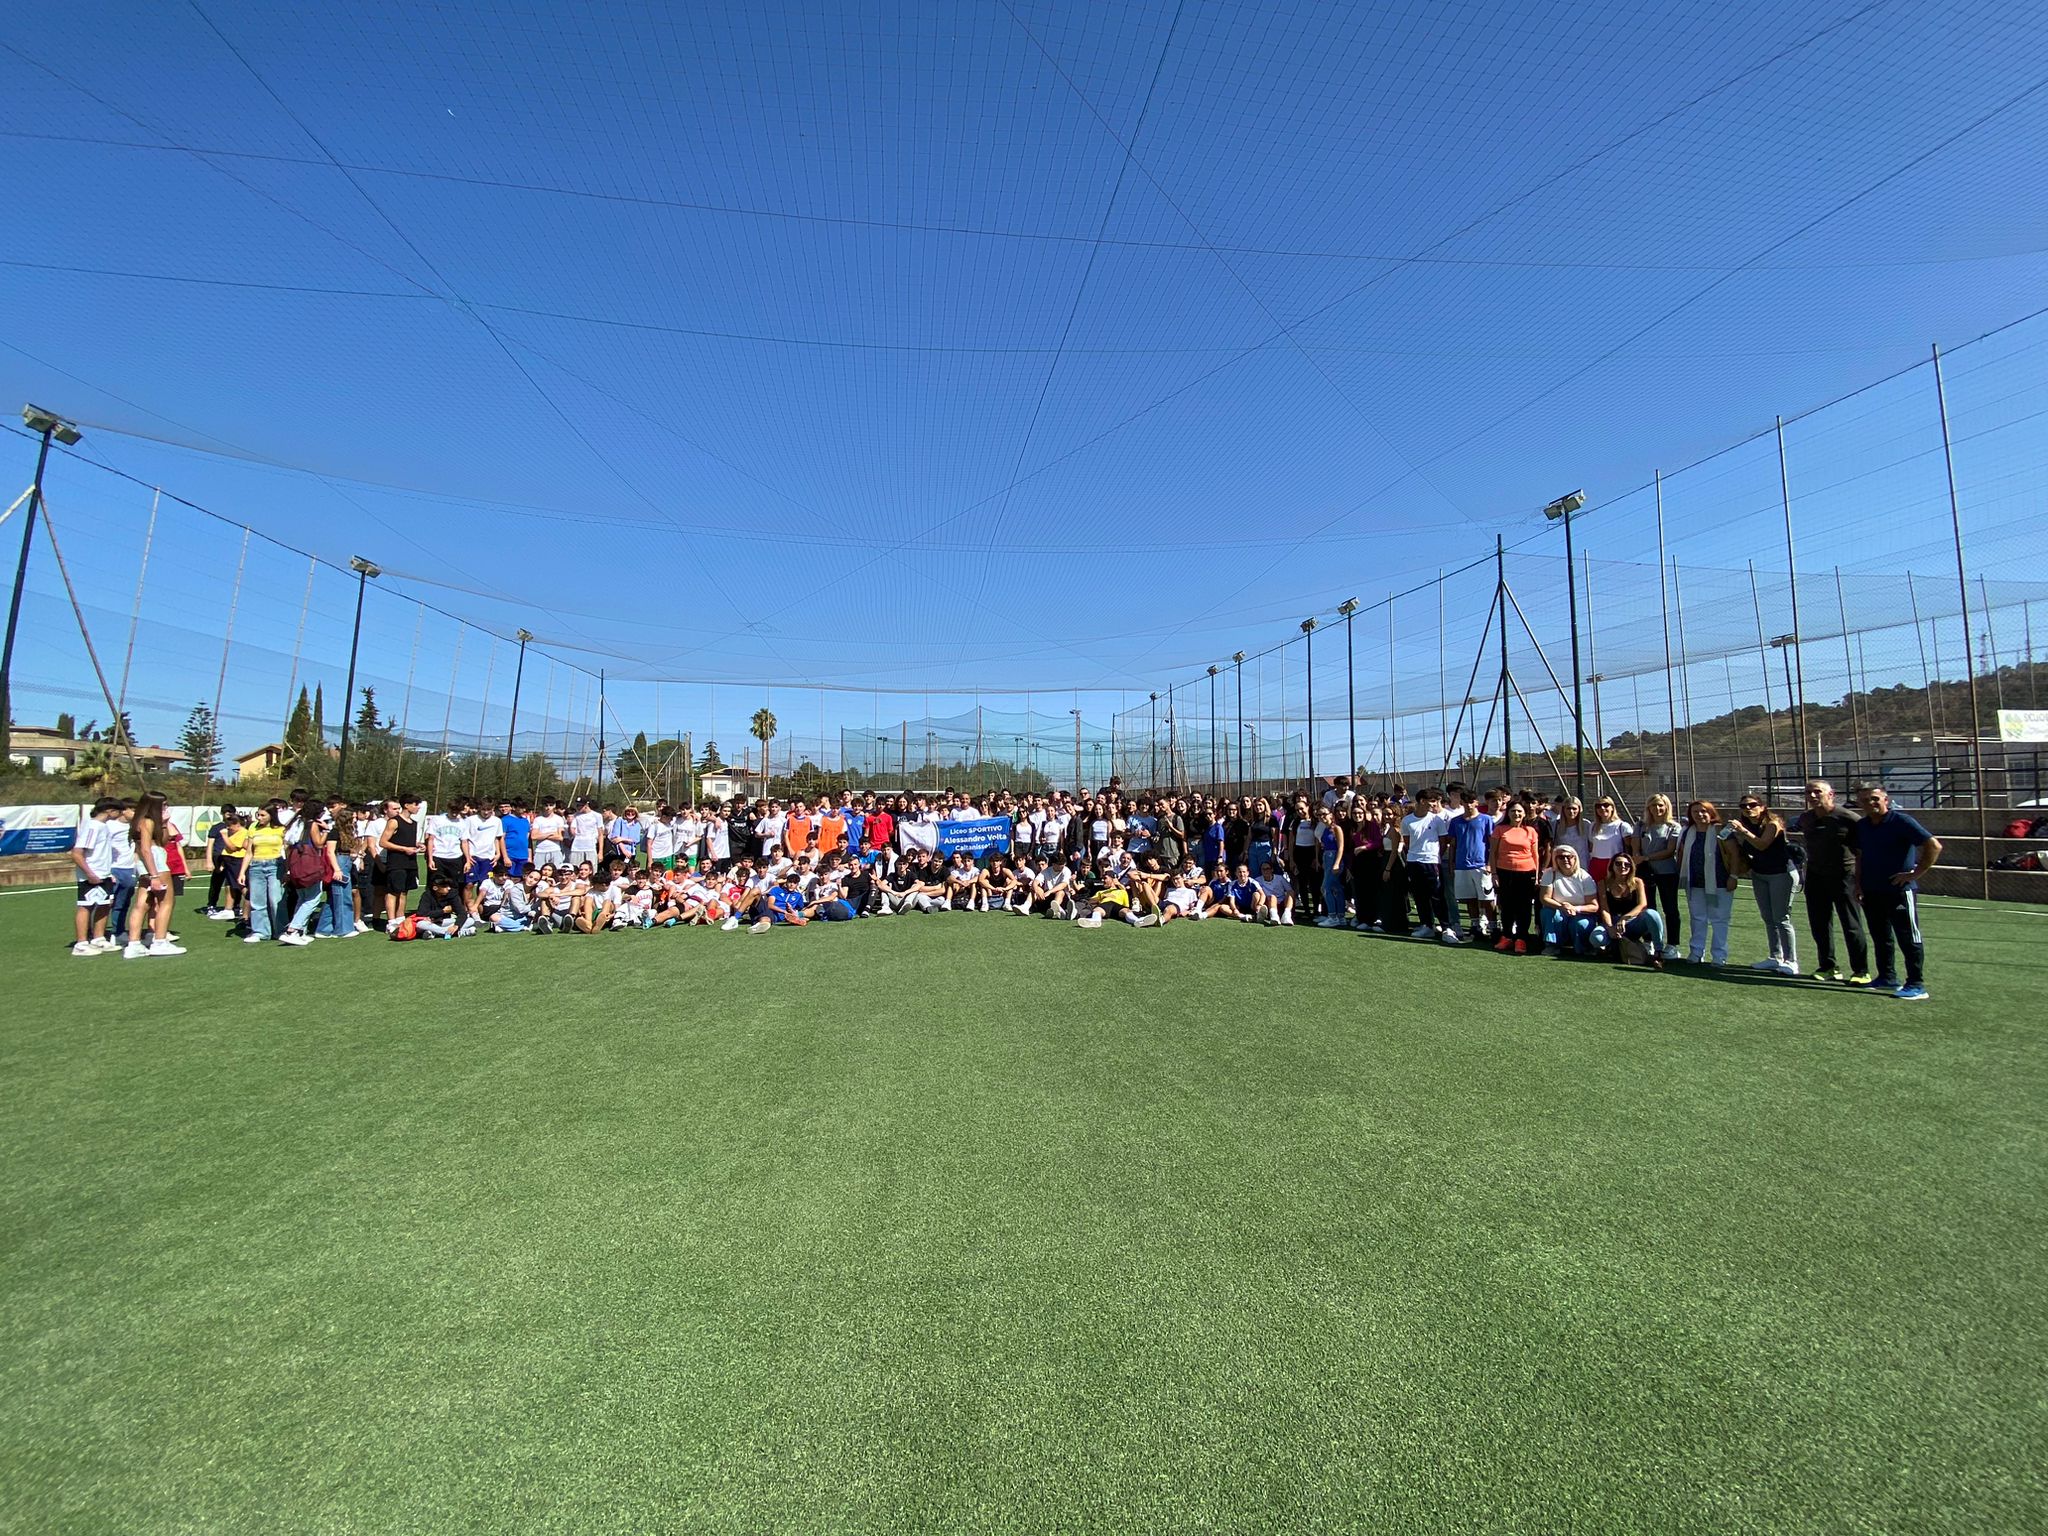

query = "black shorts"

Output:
[[384, 853, 420, 894], [431, 855, 464, 885]]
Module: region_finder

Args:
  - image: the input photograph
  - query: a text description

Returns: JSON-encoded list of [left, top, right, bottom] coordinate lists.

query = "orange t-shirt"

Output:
[[1493, 824, 1540, 872], [785, 815, 814, 853], [815, 813, 846, 853]]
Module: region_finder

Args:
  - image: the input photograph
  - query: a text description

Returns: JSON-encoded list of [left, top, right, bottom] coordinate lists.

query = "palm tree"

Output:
[[68, 743, 115, 794], [750, 708, 777, 799]]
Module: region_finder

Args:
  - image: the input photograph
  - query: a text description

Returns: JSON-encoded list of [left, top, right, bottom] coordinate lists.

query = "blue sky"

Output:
[[3, 0, 2047, 774]]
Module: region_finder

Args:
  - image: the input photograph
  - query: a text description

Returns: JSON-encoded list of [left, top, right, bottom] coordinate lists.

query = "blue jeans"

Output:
[[1618, 909, 1665, 950], [317, 864, 356, 936], [247, 859, 283, 939], [1542, 909, 1607, 955], [283, 882, 322, 936], [109, 868, 138, 938], [1321, 865, 1347, 919], [1685, 885, 1734, 964]]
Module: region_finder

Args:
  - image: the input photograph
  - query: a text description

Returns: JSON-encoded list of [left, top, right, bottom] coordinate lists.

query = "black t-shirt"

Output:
[[888, 863, 921, 892], [1796, 807, 1859, 881]]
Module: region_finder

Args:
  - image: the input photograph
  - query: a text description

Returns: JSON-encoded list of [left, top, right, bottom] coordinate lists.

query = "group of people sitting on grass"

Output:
[[70, 774, 1944, 1000]]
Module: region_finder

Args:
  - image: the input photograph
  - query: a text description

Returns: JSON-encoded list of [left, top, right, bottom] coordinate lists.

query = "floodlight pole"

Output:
[[596, 668, 607, 791], [1233, 651, 1245, 797], [1207, 664, 1219, 791], [1148, 691, 1159, 787], [1544, 491, 1588, 802], [505, 627, 533, 763], [2, 411, 72, 769], [334, 555, 380, 793], [1340, 598, 1358, 779], [1933, 343, 1991, 898], [1497, 536, 1511, 786], [1071, 708, 1082, 794], [1301, 617, 1317, 792]]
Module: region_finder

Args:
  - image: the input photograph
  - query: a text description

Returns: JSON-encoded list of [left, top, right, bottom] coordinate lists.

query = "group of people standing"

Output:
[[67, 773, 1944, 999]]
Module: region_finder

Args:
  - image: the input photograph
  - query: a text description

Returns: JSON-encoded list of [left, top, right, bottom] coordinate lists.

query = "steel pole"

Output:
[[0, 426, 55, 769], [1932, 343, 1991, 898], [334, 564, 370, 794]]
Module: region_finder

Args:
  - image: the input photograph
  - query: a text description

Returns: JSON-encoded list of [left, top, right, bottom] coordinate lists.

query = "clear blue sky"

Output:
[[3, 0, 2046, 774]]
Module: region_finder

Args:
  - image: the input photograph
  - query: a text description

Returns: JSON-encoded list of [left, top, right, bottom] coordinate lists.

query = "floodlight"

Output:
[[1541, 490, 1586, 520], [21, 404, 81, 445], [349, 555, 382, 579], [1300, 617, 1317, 633], [1207, 664, 1218, 677], [516, 627, 534, 644], [1232, 651, 1245, 663], [1338, 598, 1359, 616]]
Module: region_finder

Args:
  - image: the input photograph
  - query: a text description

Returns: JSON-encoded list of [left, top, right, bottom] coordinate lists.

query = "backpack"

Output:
[[284, 837, 327, 888], [388, 915, 419, 940], [2003, 819, 2032, 840]]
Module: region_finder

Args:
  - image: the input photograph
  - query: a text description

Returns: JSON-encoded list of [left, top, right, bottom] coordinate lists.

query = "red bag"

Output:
[[2003, 819, 2032, 840], [388, 915, 419, 941]]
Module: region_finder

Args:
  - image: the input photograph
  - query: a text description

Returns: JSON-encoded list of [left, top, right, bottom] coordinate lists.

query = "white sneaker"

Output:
[[122, 941, 150, 959], [244, 933, 264, 944], [1129, 912, 1157, 928], [1774, 959, 1800, 976], [207, 907, 238, 921], [720, 916, 741, 931], [1077, 912, 1103, 928], [748, 918, 771, 933], [1314, 915, 1342, 928], [1279, 911, 1294, 926], [90, 937, 119, 952], [1411, 924, 1435, 939], [278, 932, 312, 947], [1440, 927, 1463, 944], [1749, 958, 1778, 972], [148, 941, 186, 957], [1661, 945, 1681, 961], [70, 941, 97, 957]]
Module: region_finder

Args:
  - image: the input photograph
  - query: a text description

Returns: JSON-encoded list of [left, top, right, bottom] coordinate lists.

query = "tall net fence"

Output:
[[1113, 312, 2048, 810]]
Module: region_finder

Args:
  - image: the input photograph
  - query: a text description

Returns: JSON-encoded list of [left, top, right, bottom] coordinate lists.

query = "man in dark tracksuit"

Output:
[[1851, 786, 1942, 1002], [1796, 780, 1869, 982]]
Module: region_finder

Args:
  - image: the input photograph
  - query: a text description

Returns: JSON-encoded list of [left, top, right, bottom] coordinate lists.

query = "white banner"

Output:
[[1998, 708, 2048, 744]]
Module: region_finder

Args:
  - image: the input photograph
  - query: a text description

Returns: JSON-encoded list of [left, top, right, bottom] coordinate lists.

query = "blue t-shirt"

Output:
[[1229, 878, 1260, 913], [1852, 809, 1932, 893], [501, 814, 531, 862], [769, 885, 808, 919], [1448, 812, 1495, 869]]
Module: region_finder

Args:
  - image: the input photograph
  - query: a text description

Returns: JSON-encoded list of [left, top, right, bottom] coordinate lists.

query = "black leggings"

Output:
[[1647, 869, 1681, 950], [1496, 869, 1538, 940], [1293, 846, 1321, 914]]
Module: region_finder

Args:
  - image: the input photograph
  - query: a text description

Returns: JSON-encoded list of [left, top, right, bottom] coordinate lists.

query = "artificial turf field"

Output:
[[2, 888, 2043, 1534]]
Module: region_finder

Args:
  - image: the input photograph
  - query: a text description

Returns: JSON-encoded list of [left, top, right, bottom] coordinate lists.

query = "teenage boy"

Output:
[[105, 800, 138, 944], [568, 798, 605, 867], [426, 801, 469, 889], [1398, 788, 1454, 942], [413, 873, 467, 939], [69, 798, 121, 955], [531, 799, 568, 869], [1851, 786, 1941, 1002], [500, 800, 532, 878], [1444, 786, 1497, 943]]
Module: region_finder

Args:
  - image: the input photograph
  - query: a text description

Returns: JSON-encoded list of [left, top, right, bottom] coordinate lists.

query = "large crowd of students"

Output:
[[66, 775, 1945, 999]]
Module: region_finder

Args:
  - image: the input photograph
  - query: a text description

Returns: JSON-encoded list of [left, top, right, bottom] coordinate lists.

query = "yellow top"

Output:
[[246, 824, 288, 861]]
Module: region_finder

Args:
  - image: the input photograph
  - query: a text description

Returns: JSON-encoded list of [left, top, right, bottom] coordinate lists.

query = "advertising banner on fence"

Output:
[[0, 804, 82, 856], [1999, 709, 2048, 744]]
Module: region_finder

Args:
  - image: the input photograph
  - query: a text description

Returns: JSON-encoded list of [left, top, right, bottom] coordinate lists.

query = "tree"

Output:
[[282, 686, 319, 776], [111, 710, 135, 748], [67, 743, 114, 793], [178, 703, 222, 783], [54, 712, 76, 741], [312, 684, 327, 749], [750, 709, 777, 799], [355, 686, 385, 740], [697, 739, 724, 773]]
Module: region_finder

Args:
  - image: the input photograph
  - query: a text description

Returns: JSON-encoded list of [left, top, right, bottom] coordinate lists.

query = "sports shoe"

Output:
[[1811, 967, 1842, 983], [1893, 984, 1930, 1002], [1439, 928, 1462, 945], [1774, 960, 1800, 976], [90, 937, 119, 952], [1513, 939, 1529, 955], [278, 932, 312, 947], [1411, 924, 1435, 940], [148, 941, 186, 957], [122, 941, 150, 959], [1846, 972, 1872, 987], [1749, 958, 1778, 972], [1076, 912, 1103, 928], [1868, 976, 1899, 994], [207, 907, 238, 921], [70, 940, 98, 957], [1129, 913, 1158, 928], [1661, 944, 1680, 961], [243, 933, 264, 944], [1314, 915, 1344, 928], [748, 918, 772, 933], [1493, 936, 1513, 953], [720, 916, 741, 931]]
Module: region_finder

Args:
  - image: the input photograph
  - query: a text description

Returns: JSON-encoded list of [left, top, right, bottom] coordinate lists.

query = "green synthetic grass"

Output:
[[2, 889, 2044, 1533]]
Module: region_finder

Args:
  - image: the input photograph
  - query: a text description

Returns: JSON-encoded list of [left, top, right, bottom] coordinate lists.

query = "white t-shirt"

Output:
[[569, 810, 604, 850], [1258, 872, 1293, 901], [1542, 869, 1598, 908], [1401, 812, 1448, 864], [426, 816, 467, 860], [467, 816, 504, 859], [645, 820, 677, 860], [755, 813, 786, 848], [107, 820, 136, 872], [1588, 819, 1633, 859], [1038, 866, 1072, 893], [706, 820, 730, 859], [531, 813, 566, 848], [76, 816, 115, 880], [676, 816, 702, 854]]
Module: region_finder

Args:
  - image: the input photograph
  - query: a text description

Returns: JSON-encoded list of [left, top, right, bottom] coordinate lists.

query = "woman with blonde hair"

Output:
[[1630, 792, 1684, 961], [1675, 799, 1739, 966]]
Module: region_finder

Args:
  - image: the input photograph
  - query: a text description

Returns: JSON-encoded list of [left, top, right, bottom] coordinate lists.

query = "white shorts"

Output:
[[569, 842, 598, 865], [1165, 889, 1197, 914], [1453, 868, 1494, 902]]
